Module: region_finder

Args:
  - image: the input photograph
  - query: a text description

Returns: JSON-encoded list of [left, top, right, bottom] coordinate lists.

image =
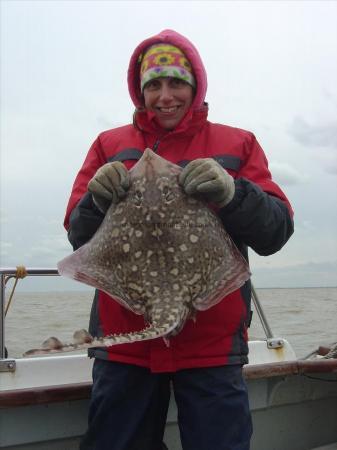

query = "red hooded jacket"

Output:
[[64, 30, 293, 373]]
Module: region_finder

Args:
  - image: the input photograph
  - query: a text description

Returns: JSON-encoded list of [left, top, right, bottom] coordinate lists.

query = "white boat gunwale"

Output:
[[1, 357, 336, 409]]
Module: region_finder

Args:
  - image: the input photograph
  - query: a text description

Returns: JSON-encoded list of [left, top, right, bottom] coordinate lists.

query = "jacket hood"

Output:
[[128, 29, 207, 110]]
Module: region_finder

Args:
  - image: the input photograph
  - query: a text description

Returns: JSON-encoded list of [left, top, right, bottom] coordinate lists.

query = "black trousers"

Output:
[[80, 359, 252, 450]]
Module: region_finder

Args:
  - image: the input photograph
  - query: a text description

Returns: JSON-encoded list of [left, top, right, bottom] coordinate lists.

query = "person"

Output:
[[64, 29, 294, 450]]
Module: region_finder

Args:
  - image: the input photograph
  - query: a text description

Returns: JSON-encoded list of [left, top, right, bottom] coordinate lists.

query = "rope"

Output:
[[4, 266, 27, 316], [303, 341, 337, 360]]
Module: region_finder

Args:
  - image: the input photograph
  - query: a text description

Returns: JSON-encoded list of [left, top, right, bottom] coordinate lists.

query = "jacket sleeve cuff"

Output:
[[68, 192, 105, 250]]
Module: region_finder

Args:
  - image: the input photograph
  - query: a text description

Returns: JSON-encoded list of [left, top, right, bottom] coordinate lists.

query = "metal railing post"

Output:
[[0, 268, 59, 360], [0, 274, 6, 359], [251, 283, 274, 339], [251, 283, 284, 349]]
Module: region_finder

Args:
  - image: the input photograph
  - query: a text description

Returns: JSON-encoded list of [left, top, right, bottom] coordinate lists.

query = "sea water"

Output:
[[4, 287, 337, 359]]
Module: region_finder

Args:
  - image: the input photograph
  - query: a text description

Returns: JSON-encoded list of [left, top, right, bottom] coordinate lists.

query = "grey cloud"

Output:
[[0, 210, 9, 225], [269, 162, 307, 186], [323, 89, 337, 107], [28, 234, 70, 258], [288, 116, 337, 149], [296, 220, 316, 232], [325, 164, 337, 175], [96, 116, 124, 130], [0, 242, 13, 257]]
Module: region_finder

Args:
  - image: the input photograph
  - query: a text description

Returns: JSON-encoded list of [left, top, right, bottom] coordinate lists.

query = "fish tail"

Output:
[[23, 321, 177, 357]]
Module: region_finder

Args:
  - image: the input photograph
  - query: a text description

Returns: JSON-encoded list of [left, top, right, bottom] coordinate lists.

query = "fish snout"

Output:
[[145, 206, 165, 224]]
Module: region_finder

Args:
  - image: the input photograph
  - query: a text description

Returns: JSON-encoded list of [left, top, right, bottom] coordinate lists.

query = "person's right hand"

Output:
[[88, 161, 130, 213]]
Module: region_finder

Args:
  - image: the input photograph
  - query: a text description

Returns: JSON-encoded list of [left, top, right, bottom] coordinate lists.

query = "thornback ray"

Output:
[[24, 148, 251, 356]]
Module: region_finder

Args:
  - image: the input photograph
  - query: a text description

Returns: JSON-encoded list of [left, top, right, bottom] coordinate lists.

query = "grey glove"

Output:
[[178, 158, 235, 207], [88, 161, 130, 213]]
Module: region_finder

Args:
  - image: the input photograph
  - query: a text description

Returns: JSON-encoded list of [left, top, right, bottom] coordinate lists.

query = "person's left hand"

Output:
[[178, 158, 235, 207]]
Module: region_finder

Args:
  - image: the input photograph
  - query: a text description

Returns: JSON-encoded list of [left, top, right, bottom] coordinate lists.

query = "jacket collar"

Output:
[[134, 104, 209, 138]]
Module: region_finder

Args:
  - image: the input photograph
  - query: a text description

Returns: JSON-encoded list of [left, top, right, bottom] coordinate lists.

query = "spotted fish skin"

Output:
[[24, 149, 250, 356]]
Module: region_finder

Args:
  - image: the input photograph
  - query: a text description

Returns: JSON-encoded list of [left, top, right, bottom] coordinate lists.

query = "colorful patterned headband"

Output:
[[140, 44, 196, 91]]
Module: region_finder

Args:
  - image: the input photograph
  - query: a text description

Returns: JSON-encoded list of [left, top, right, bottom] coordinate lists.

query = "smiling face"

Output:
[[143, 77, 194, 130]]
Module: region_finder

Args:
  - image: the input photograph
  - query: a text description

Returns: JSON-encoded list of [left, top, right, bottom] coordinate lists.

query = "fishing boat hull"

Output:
[[1, 341, 336, 450]]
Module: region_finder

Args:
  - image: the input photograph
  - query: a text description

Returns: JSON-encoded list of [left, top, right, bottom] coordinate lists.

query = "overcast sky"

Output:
[[1, 0, 336, 289]]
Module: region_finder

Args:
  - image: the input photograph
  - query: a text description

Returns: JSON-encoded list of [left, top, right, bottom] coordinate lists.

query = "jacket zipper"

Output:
[[153, 139, 160, 152]]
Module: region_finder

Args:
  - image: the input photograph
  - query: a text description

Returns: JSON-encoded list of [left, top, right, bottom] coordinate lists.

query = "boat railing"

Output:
[[0, 267, 283, 364], [251, 285, 284, 349], [0, 268, 59, 361]]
